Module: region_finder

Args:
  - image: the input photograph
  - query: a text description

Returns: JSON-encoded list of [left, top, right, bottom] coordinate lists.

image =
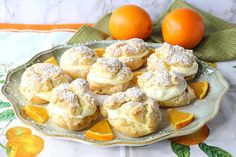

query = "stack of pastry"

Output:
[[19, 39, 199, 138]]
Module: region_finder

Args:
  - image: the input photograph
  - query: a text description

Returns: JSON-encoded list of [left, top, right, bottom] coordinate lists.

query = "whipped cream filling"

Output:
[[117, 50, 149, 60], [171, 62, 198, 77], [107, 108, 150, 130], [21, 78, 52, 101], [87, 71, 132, 85], [143, 81, 187, 101], [47, 103, 96, 119]]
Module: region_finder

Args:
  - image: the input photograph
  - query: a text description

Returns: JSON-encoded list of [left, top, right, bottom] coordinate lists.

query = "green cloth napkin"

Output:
[[67, 0, 236, 62]]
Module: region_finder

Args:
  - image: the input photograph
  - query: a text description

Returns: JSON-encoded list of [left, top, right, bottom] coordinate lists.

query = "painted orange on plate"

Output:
[[6, 127, 32, 140], [170, 125, 210, 145], [6, 134, 44, 157]]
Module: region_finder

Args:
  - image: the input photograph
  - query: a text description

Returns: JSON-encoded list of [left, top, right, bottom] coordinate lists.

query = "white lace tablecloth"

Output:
[[0, 29, 235, 157]]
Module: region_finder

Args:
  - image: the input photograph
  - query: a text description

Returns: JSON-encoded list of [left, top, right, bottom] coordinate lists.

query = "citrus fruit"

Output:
[[6, 127, 32, 140], [24, 104, 49, 123], [162, 8, 204, 49], [131, 68, 147, 84], [94, 48, 105, 57], [85, 119, 114, 141], [44, 56, 58, 66], [167, 109, 195, 129], [188, 82, 209, 99], [109, 4, 153, 40], [6, 134, 44, 157], [170, 125, 210, 145]]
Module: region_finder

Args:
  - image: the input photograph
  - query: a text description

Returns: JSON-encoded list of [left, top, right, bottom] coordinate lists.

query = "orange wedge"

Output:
[[44, 56, 59, 66], [6, 134, 44, 157], [94, 48, 105, 57], [170, 125, 210, 145], [24, 104, 49, 123], [188, 82, 209, 99], [131, 68, 147, 84], [167, 109, 195, 129], [85, 119, 114, 141], [6, 127, 32, 140]]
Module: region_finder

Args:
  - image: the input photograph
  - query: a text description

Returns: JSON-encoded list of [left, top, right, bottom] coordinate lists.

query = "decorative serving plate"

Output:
[[1, 41, 229, 146]]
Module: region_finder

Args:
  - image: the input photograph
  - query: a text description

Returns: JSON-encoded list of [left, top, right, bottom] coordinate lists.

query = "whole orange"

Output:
[[109, 5, 153, 40], [162, 8, 204, 49]]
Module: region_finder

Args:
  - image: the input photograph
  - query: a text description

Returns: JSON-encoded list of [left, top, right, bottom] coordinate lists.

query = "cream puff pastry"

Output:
[[60, 46, 97, 79], [103, 87, 162, 137], [154, 42, 198, 80], [87, 57, 133, 95], [20, 63, 69, 104], [137, 69, 196, 107], [48, 78, 99, 131], [104, 38, 149, 70]]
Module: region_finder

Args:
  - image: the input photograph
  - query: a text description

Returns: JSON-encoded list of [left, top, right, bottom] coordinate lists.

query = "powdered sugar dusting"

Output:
[[157, 42, 195, 66], [61, 46, 97, 65], [97, 57, 122, 73], [31, 63, 62, 82], [138, 69, 185, 87], [105, 38, 147, 57]]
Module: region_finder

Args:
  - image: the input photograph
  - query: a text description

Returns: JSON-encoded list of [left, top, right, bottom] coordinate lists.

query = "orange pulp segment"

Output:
[[24, 104, 49, 123], [94, 48, 105, 57], [44, 56, 59, 66], [85, 119, 114, 141], [188, 82, 209, 99], [167, 109, 195, 129]]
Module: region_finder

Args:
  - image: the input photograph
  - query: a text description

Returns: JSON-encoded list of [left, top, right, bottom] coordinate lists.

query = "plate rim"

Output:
[[1, 40, 229, 146]]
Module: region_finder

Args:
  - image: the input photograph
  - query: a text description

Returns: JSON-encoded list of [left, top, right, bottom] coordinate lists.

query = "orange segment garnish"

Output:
[[24, 104, 49, 123], [6, 127, 32, 140], [131, 68, 147, 84], [94, 48, 105, 57], [170, 125, 210, 145], [167, 109, 195, 129], [188, 82, 209, 99], [6, 134, 44, 157], [85, 119, 114, 141], [44, 56, 59, 66]]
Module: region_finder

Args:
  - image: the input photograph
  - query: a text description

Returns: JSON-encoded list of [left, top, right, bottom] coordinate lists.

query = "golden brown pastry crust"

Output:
[[103, 87, 162, 137], [20, 63, 69, 104], [48, 78, 99, 130], [60, 46, 97, 79], [87, 57, 133, 95], [104, 38, 148, 70], [89, 81, 129, 95], [50, 109, 99, 131], [159, 86, 196, 107]]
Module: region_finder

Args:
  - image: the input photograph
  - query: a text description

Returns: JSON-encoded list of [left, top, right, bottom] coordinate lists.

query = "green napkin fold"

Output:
[[67, 0, 236, 62]]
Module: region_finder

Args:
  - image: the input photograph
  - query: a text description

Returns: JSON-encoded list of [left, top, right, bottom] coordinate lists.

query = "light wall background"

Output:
[[0, 0, 235, 24]]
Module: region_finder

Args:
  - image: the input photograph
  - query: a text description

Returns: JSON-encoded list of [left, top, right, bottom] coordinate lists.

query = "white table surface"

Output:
[[0, 0, 236, 157]]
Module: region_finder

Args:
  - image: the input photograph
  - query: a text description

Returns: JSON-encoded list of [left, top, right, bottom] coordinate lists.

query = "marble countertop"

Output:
[[0, 0, 236, 24]]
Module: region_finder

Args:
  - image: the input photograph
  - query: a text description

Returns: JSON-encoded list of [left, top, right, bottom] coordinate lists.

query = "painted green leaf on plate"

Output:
[[171, 142, 190, 157], [0, 100, 11, 109], [199, 142, 233, 157], [0, 109, 15, 122]]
